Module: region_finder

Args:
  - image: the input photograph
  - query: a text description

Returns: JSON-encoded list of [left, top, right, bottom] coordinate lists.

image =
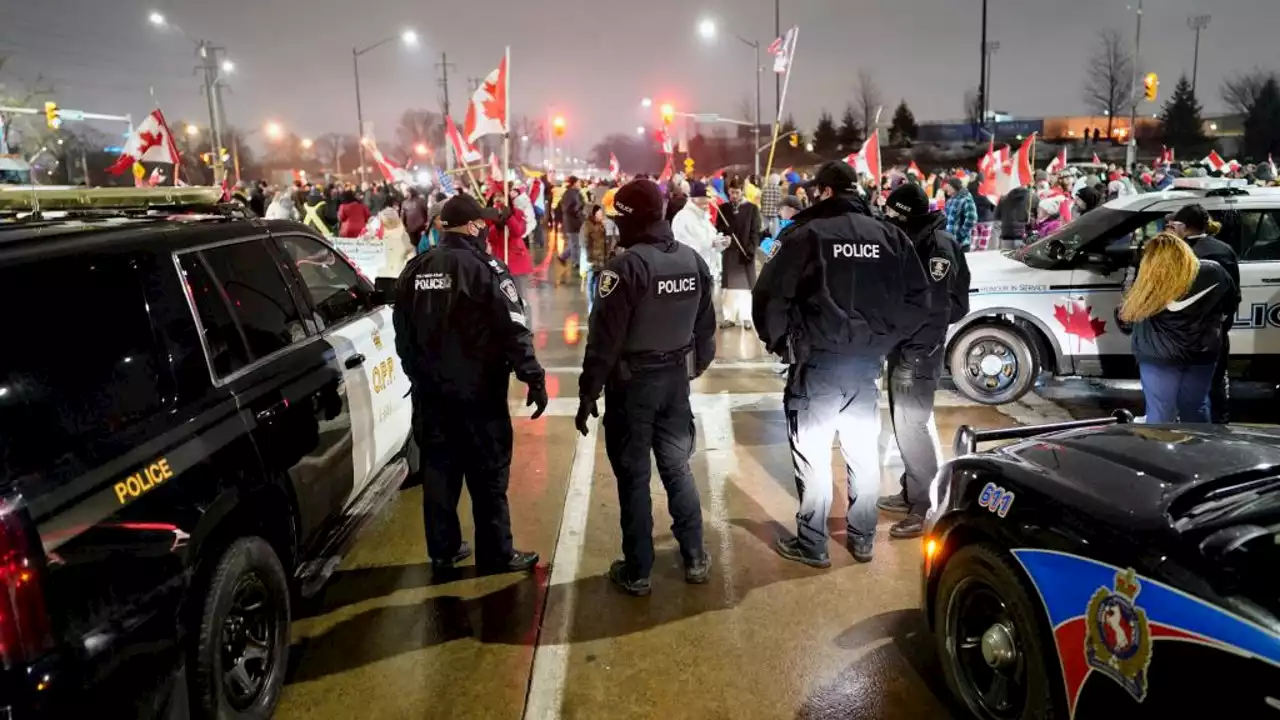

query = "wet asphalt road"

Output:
[[271, 278, 1271, 720]]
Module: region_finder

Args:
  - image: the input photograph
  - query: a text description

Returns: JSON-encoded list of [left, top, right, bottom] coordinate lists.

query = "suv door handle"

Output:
[[256, 399, 288, 423], [344, 353, 367, 369], [1262, 278, 1280, 284]]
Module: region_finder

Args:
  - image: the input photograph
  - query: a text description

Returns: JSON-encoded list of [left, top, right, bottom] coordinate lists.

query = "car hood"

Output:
[[994, 424, 1280, 529], [965, 249, 1064, 293]]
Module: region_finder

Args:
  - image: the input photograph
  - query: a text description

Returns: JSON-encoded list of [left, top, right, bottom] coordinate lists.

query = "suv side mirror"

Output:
[[370, 280, 396, 307], [1045, 236, 1066, 261]]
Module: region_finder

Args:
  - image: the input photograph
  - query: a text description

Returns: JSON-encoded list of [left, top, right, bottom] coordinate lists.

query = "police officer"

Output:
[[575, 179, 717, 596], [753, 161, 931, 567], [875, 183, 971, 539], [394, 193, 547, 574]]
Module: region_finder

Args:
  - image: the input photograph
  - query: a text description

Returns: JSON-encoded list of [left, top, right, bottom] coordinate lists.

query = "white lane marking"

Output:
[[699, 393, 740, 603], [523, 416, 599, 720]]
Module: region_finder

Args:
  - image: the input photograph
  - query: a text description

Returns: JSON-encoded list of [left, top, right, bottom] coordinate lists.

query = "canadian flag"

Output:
[[1203, 150, 1228, 172], [768, 27, 799, 74], [464, 55, 507, 143], [1159, 146, 1175, 166], [979, 142, 1010, 175], [907, 160, 924, 180], [658, 154, 674, 184], [1092, 152, 1102, 165], [488, 152, 503, 181], [845, 129, 881, 181], [106, 109, 180, 175], [446, 116, 483, 165], [609, 152, 620, 179], [361, 138, 413, 185], [995, 133, 1036, 195], [1045, 147, 1067, 174]]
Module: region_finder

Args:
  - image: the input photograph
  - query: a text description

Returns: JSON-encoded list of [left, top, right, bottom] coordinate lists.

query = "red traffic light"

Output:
[[553, 116, 566, 137]]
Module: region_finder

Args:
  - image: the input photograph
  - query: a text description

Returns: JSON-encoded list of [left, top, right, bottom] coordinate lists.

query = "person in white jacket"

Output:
[[377, 206, 415, 288], [671, 180, 727, 288], [512, 183, 537, 247]]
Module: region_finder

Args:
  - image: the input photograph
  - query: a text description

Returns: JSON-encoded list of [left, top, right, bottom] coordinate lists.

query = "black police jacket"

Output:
[[579, 222, 717, 401], [897, 213, 971, 367], [752, 193, 931, 359], [1126, 260, 1235, 366], [392, 232, 544, 399], [1186, 234, 1241, 309]]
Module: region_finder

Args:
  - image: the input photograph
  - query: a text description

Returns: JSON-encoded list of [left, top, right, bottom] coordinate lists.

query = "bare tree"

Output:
[[854, 69, 884, 136], [1082, 28, 1134, 137], [0, 54, 55, 153], [964, 88, 983, 129], [1222, 68, 1278, 115]]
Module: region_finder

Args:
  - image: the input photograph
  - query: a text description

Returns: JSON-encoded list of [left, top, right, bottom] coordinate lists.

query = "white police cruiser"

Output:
[[946, 178, 1280, 404]]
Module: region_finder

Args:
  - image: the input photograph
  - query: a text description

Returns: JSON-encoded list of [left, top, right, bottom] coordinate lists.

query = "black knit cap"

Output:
[[886, 183, 931, 218], [612, 179, 664, 225]]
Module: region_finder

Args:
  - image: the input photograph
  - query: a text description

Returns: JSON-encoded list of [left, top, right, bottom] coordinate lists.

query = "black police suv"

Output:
[[0, 188, 414, 718], [923, 413, 1280, 719]]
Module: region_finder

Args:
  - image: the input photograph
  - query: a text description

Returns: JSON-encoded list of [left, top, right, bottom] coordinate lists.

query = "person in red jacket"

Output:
[[337, 190, 372, 238], [486, 193, 533, 304]]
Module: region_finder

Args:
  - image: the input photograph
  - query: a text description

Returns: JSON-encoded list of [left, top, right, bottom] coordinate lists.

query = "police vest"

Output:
[[622, 242, 701, 354]]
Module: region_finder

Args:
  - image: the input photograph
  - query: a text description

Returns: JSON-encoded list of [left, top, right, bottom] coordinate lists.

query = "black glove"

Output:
[[526, 380, 548, 420], [890, 361, 916, 397], [574, 396, 598, 436]]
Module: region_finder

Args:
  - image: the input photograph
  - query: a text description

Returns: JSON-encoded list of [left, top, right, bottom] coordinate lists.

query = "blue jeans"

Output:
[[586, 268, 599, 315], [1138, 362, 1215, 423]]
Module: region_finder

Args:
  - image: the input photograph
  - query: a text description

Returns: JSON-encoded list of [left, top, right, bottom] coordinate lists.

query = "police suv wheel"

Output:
[[192, 537, 290, 720], [934, 544, 1062, 720], [948, 324, 1038, 405]]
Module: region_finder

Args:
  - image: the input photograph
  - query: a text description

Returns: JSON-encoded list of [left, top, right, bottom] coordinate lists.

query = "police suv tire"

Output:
[[934, 543, 1061, 720], [948, 324, 1038, 406], [191, 537, 291, 720]]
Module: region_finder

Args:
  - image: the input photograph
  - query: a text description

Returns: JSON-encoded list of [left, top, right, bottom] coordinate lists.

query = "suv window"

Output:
[[1229, 210, 1280, 262], [0, 254, 166, 478], [277, 234, 373, 327], [179, 239, 307, 377]]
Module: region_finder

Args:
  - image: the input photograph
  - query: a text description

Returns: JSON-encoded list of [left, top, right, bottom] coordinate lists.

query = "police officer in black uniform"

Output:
[[575, 179, 717, 596], [394, 193, 547, 574], [753, 161, 931, 568], [875, 183, 971, 539]]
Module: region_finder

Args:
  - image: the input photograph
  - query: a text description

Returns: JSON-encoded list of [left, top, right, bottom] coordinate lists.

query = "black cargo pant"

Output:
[[1210, 324, 1230, 424], [603, 364, 704, 580], [414, 383, 515, 566], [886, 352, 945, 516]]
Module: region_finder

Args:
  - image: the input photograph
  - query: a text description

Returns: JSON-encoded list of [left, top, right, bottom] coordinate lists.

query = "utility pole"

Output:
[[985, 41, 1000, 130], [1188, 14, 1211, 96], [436, 52, 456, 171], [774, 0, 782, 117], [978, 0, 988, 139], [1127, 0, 1144, 171], [196, 41, 227, 184]]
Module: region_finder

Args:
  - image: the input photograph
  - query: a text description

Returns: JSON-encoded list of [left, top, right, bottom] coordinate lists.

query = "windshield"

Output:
[[1016, 207, 1159, 269]]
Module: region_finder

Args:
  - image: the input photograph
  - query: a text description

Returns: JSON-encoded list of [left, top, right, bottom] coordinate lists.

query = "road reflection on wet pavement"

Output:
[[274, 282, 1274, 720]]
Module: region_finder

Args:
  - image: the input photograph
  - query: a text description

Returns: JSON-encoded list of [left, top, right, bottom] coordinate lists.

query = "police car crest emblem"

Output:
[[1085, 568, 1152, 703], [499, 279, 520, 304], [598, 270, 620, 298], [371, 331, 383, 351], [929, 257, 952, 281]]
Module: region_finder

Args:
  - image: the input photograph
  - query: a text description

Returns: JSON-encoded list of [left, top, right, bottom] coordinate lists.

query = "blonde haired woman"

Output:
[[1118, 232, 1235, 423]]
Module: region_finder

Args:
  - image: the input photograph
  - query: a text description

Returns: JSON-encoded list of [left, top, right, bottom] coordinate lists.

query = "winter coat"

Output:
[[486, 210, 533, 276], [378, 208, 415, 279], [716, 200, 762, 290], [402, 195, 430, 238], [1126, 260, 1235, 366], [665, 191, 688, 225], [338, 201, 371, 238], [671, 200, 723, 273], [996, 187, 1036, 240], [561, 186, 585, 233], [583, 218, 612, 269]]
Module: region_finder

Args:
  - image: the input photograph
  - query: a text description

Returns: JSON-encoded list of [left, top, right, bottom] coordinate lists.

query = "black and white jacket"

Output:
[[1127, 259, 1236, 366]]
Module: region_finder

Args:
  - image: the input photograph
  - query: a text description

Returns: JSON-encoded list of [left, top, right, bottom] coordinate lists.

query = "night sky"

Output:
[[4, 0, 1278, 154]]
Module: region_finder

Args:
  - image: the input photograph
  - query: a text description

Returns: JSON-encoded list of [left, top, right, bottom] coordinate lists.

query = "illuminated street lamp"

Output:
[[697, 18, 717, 40], [353, 27, 420, 182], [220, 59, 235, 74], [148, 11, 166, 26], [641, 97, 652, 108], [414, 142, 429, 156], [265, 121, 284, 140], [301, 137, 314, 150], [184, 123, 200, 137], [636, 126, 646, 135], [520, 135, 529, 143], [698, 16, 762, 176]]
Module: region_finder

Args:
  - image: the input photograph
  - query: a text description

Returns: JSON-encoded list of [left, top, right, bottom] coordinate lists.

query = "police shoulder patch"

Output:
[[499, 278, 520, 304], [487, 258, 505, 274], [929, 256, 952, 282], [598, 270, 620, 298]]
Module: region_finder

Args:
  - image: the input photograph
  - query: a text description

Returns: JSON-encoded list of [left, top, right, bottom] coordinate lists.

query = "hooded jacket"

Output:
[[893, 212, 970, 369], [752, 193, 931, 359], [671, 199, 723, 271], [1127, 260, 1235, 366]]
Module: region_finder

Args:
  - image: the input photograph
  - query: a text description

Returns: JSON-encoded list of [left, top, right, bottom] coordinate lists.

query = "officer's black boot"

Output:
[[877, 492, 910, 514], [609, 559, 652, 596], [684, 551, 712, 584], [889, 514, 926, 539], [431, 541, 473, 569], [479, 550, 540, 574]]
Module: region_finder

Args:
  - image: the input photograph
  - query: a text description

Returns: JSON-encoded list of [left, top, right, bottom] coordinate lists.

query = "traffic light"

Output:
[[44, 101, 61, 129], [788, 132, 799, 148], [553, 116, 566, 138], [1143, 73, 1159, 102], [660, 103, 675, 125]]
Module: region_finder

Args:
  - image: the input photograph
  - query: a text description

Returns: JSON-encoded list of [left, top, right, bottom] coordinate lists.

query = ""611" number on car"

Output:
[[978, 482, 1015, 518]]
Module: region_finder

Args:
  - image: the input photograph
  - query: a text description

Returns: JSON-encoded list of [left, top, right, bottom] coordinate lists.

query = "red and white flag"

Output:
[[768, 27, 798, 74], [1203, 150, 1228, 172], [1092, 152, 1102, 165], [995, 134, 1036, 195], [463, 56, 507, 143], [609, 152, 620, 179], [1269, 154, 1277, 178], [106, 109, 180, 175], [1045, 147, 1067, 174], [488, 152, 503, 181], [446, 116, 483, 165], [845, 129, 881, 181], [1159, 146, 1175, 166], [658, 154, 674, 184], [361, 138, 413, 185], [907, 160, 924, 180]]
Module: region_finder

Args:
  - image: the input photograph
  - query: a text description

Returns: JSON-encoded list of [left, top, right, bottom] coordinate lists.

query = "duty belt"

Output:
[[618, 345, 694, 380]]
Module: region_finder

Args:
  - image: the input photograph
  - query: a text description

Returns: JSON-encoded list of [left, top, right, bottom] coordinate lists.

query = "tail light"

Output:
[[0, 498, 51, 668]]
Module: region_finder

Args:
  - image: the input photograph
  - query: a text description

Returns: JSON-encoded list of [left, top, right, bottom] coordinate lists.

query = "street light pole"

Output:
[[754, 41, 762, 178], [1127, 0, 1144, 171], [1188, 15, 1211, 96], [984, 41, 1000, 133], [978, 0, 988, 138], [352, 47, 367, 185]]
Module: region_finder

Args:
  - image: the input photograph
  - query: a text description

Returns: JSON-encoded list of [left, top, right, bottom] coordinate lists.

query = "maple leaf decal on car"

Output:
[[1053, 298, 1107, 353]]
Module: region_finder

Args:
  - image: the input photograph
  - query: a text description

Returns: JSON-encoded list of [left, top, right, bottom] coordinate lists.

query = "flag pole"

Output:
[[764, 26, 798, 180], [503, 46, 511, 265]]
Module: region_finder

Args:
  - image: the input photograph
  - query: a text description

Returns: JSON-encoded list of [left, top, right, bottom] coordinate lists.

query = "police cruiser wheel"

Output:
[[948, 325, 1038, 406], [934, 544, 1061, 720], [192, 537, 291, 720]]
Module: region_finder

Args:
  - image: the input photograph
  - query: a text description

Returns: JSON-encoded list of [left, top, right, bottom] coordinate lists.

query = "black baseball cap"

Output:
[[1166, 203, 1210, 231], [612, 179, 664, 224], [439, 194, 498, 230], [813, 161, 860, 195]]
